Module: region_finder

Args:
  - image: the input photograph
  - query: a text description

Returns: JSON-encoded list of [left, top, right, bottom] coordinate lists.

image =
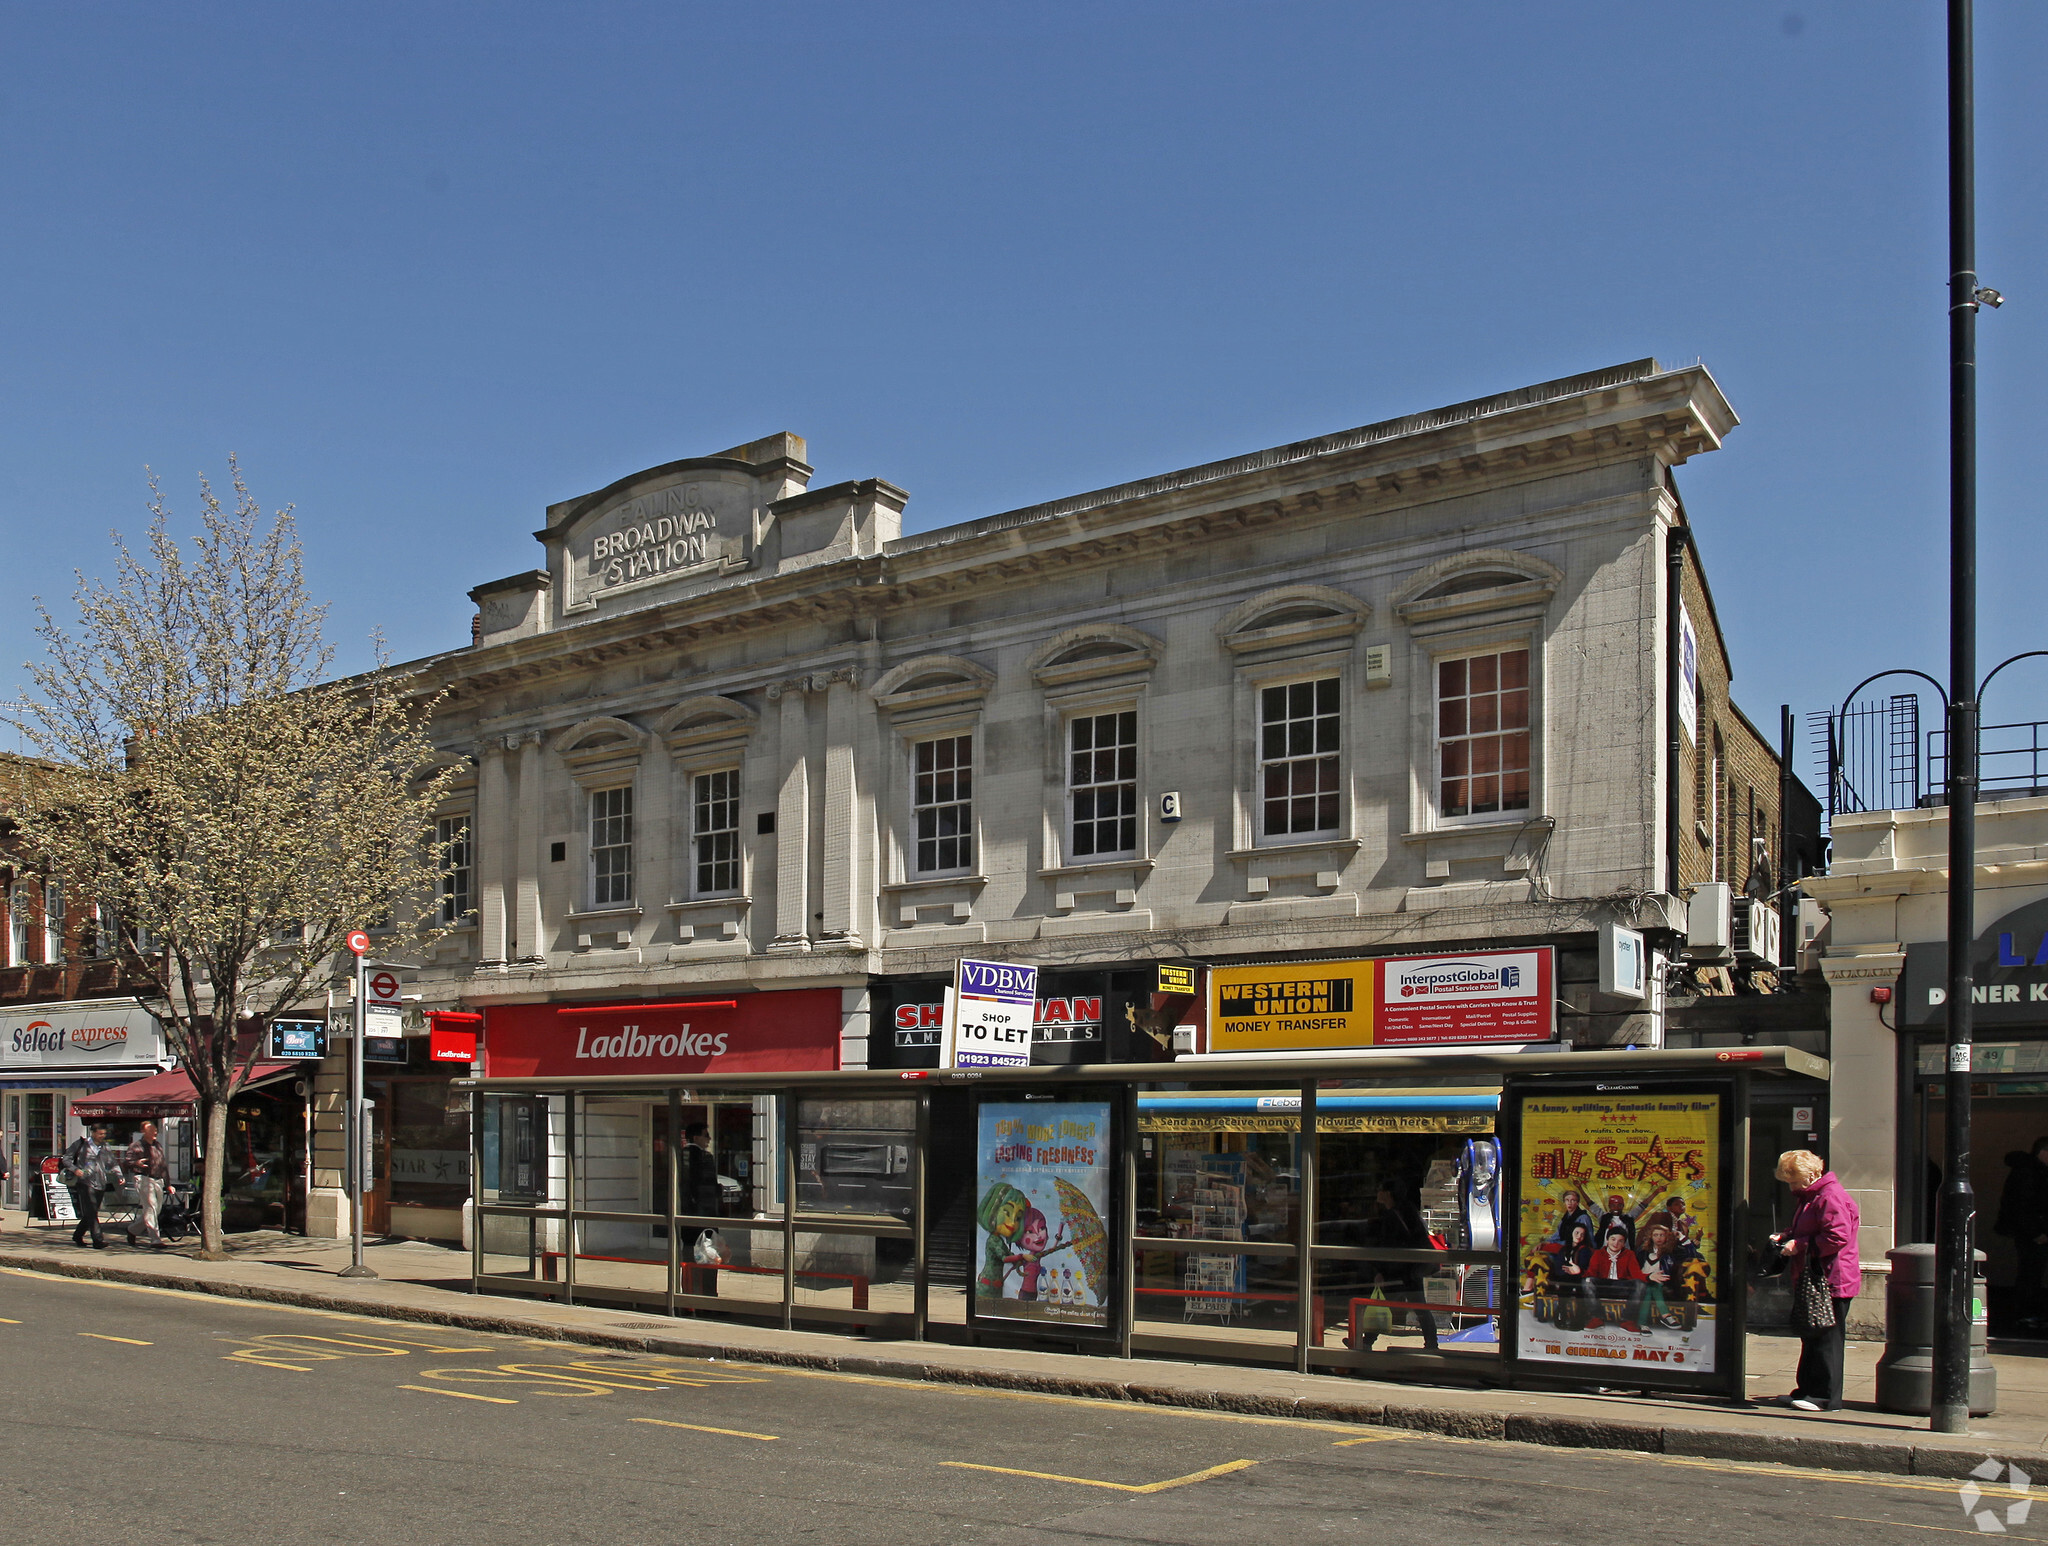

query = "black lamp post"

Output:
[[1934, 0, 1986, 1436]]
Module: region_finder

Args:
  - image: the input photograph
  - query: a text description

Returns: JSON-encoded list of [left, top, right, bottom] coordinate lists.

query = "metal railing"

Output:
[[1930, 719, 2048, 802]]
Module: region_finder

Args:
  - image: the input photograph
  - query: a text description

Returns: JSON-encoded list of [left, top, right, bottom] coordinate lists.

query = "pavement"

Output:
[[7, 1267, 2032, 1546], [3, 1210, 2045, 1482]]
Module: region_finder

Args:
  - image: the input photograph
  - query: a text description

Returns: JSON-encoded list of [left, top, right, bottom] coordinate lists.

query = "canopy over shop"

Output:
[[460, 1044, 1826, 1399], [75, 1061, 309, 1234]]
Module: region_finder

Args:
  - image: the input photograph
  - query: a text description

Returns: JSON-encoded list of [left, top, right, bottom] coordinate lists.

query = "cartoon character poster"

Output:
[[1515, 1093, 1721, 1374], [974, 1099, 1113, 1330]]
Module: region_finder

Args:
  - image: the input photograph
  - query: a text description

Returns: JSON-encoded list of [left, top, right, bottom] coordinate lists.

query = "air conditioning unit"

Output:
[[1732, 897, 1782, 965], [1686, 881, 1733, 958]]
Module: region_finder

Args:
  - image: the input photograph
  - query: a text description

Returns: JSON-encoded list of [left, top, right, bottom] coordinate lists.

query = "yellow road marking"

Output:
[[1658, 1456, 2030, 1501], [1830, 1516, 2018, 1537], [400, 1384, 518, 1405], [631, 1418, 779, 1441], [225, 1355, 312, 1371], [1331, 1434, 1400, 1446], [941, 1458, 1256, 1493], [79, 1333, 151, 1345], [0, 1316, 20, 1323]]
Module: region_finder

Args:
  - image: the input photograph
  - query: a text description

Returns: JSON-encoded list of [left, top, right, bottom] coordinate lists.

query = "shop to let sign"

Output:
[[1207, 948, 1555, 1054], [946, 960, 1039, 1070]]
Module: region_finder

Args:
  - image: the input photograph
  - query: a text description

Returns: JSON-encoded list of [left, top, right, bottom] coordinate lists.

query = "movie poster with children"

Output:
[[1515, 1093, 1721, 1374], [974, 1099, 1114, 1331]]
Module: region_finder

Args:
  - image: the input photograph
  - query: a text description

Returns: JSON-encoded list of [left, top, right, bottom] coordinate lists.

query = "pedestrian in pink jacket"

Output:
[[1767, 1150, 1861, 1411]]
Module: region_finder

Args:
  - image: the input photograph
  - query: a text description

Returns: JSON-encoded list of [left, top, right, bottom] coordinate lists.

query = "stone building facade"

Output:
[[308, 357, 1800, 1241]]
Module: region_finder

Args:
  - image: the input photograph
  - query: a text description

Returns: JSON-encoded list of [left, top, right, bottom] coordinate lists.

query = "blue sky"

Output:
[[1, 2, 2042, 791]]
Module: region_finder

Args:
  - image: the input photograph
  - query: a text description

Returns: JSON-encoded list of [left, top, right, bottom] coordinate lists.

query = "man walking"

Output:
[[64, 1124, 116, 1249], [124, 1121, 168, 1248]]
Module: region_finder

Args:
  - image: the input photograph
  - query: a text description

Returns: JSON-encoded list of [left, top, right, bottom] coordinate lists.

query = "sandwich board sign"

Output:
[[944, 959, 1039, 1070]]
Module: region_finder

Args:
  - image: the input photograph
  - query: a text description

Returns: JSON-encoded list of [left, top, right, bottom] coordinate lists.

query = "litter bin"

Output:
[[1874, 1243, 1996, 1415]]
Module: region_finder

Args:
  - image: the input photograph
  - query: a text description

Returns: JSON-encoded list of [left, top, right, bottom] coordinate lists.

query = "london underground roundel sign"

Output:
[[346, 930, 371, 956]]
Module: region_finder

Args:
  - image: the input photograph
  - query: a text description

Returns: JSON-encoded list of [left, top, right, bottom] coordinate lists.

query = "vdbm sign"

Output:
[[946, 959, 1039, 1070]]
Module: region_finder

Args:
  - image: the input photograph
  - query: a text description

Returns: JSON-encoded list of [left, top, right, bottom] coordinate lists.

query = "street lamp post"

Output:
[[1932, 0, 1980, 1435]]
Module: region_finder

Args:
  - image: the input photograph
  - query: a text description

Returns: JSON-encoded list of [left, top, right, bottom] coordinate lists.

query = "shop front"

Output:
[[1, 999, 171, 1215], [74, 1061, 309, 1234], [473, 987, 847, 1313], [1898, 894, 2048, 1332], [870, 967, 1193, 1070], [462, 1043, 1823, 1398]]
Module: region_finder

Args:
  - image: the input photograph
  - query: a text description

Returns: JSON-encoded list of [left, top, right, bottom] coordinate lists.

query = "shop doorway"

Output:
[[1920, 1076, 2048, 1335]]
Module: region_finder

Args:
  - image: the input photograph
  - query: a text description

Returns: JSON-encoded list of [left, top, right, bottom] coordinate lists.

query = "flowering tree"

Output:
[[6, 462, 458, 1257]]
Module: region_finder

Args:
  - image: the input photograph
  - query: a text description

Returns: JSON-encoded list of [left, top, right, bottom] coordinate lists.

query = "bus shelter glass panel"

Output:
[[573, 1096, 672, 1265], [1135, 1090, 1300, 1345], [477, 1093, 564, 1283], [1312, 1091, 1502, 1362], [793, 1097, 917, 1323]]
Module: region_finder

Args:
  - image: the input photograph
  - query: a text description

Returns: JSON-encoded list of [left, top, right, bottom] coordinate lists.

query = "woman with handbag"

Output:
[[1768, 1149, 1862, 1412]]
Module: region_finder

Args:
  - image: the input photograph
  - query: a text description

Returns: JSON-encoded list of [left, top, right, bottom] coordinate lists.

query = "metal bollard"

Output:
[[1874, 1242, 1996, 1415]]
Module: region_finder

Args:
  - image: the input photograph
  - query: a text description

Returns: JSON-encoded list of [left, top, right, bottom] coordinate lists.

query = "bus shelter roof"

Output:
[[457, 1044, 1828, 1096]]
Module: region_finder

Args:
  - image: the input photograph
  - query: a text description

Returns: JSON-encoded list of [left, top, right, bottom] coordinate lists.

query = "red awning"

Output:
[[72, 1063, 300, 1119]]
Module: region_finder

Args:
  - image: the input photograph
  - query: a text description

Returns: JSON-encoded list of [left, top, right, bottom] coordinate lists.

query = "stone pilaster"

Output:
[[514, 731, 544, 962], [819, 668, 862, 947], [476, 739, 512, 965], [768, 678, 812, 952]]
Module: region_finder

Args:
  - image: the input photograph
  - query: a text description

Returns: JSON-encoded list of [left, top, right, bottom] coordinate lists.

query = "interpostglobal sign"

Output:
[[1207, 949, 1555, 1054], [0, 998, 167, 1069], [1377, 949, 1553, 1047], [946, 959, 1039, 1070]]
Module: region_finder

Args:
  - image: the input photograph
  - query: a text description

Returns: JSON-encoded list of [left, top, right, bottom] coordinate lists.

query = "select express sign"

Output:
[[1209, 948, 1555, 1053]]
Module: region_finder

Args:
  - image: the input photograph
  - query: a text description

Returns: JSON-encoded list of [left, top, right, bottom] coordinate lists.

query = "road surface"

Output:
[[0, 1267, 2027, 1544]]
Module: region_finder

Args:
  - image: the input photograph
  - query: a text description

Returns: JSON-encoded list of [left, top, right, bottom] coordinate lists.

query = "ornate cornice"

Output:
[[420, 366, 1732, 706]]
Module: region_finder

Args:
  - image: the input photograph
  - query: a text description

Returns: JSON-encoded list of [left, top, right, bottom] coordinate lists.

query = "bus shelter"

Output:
[[458, 1045, 1826, 1397]]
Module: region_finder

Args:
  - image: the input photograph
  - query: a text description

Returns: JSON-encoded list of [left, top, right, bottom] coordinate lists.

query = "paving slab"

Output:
[[3, 1213, 2043, 1476]]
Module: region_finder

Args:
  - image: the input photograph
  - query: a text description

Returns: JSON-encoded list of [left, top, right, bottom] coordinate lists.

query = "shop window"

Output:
[[1069, 710, 1138, 860], [589, 785, 635, 906], [1437, 647, 1530, 819], [386, 1077, 472, 1209], [436, 815, 473, 925], [912, 734, 973, 875], [692, 768, 742, 897], [1259, 678, 1340, 839]]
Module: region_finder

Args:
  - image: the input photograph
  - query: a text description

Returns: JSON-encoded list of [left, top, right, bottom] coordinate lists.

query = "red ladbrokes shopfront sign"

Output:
[[483, 989, 843, 1078]]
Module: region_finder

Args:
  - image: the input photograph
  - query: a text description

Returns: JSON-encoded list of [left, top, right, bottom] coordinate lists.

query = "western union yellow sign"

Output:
[[1209, 961, 1373, 1052]]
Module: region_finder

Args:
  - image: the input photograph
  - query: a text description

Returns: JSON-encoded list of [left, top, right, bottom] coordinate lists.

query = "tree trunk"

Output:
[[198, 1094, 231, 1259]]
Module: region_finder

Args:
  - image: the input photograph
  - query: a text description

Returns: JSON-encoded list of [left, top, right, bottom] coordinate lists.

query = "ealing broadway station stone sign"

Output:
[[574, 479, 751, 599]]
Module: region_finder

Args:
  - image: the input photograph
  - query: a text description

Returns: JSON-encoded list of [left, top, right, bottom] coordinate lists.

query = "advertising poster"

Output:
[[974, 1099, 1113, 1330], [1515, 1091, 1721, 1375]]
